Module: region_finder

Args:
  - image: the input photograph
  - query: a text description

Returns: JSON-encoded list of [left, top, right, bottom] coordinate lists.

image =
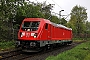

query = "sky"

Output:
[[30, 0, 90, 22]]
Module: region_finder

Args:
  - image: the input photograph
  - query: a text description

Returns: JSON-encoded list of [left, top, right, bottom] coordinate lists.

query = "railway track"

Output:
[[0, 42, 85, 60], [0, 49, 22, 60]]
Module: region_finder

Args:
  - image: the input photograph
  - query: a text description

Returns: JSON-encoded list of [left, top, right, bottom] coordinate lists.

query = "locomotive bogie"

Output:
[[16, 40, 72, 52]]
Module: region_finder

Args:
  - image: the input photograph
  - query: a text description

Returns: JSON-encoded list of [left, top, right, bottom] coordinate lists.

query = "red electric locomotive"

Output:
[[16, 18, 72, 52]]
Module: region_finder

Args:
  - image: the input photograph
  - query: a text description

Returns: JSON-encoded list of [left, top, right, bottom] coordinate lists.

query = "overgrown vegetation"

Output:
[[46, 41, 90, 60], [0, 41, 15, 51]]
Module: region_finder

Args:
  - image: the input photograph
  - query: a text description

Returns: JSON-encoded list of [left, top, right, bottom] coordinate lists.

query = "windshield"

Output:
[[22, 21, 40, 31]]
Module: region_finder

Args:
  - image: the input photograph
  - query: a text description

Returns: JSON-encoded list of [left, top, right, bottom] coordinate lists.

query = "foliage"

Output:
[[67, 5, 87, 37], [0, 41, 15, 51], [50, 15, 60, 24], [0, 0, 25, 40], [86, 21, 90, 31], [46, 41, 90, 60], [60, 18, 67, 26], [15, 2, 44, 25], [41, 1, 54, 19]]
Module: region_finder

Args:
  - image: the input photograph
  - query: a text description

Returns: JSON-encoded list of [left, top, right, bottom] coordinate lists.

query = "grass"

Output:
[[0, 41, 15, 51], [72, 38, 90, 41], [73, 38, 90, 43], [46, 41, 90, 60]]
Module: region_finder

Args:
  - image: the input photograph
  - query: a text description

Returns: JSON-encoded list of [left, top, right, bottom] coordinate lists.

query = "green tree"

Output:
[[15, 1, 54, 25], [0, 0, 25, 40], [51, 15, 60, 24], [60, 18, 67, 26], [68, 5, 87, 37], [86, 21, 90, 31], [85, 21, 90, 38], [41, 1, 54, 19], [15, 2, 44, 25]]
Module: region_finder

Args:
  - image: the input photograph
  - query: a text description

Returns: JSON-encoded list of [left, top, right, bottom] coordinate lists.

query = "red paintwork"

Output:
[[18, 18, 72, 41]]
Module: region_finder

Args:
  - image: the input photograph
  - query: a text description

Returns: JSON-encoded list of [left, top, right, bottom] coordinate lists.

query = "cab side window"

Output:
[[45, 23, 48, 29]]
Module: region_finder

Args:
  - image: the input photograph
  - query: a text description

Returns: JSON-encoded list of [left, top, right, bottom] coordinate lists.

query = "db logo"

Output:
[[26, 33, 30, 37]]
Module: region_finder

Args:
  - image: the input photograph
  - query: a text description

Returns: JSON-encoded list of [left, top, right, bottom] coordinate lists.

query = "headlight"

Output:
[[21, 32, 25, 37], [34, 35, 36, 38], [31, 33, 37, 38], [34, 33, 37, 38]]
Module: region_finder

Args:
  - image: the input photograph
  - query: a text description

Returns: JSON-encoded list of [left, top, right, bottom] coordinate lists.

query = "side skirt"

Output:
[[39, 40, 72, 47]]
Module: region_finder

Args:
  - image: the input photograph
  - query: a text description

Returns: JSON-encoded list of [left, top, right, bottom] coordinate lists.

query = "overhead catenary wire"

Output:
[[51, 0, 68, 15], [52, 0, 62, 9]]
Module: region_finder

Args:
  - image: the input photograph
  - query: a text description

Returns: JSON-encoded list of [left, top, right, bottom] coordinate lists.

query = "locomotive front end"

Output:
[[16, 18, 41, 51]]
